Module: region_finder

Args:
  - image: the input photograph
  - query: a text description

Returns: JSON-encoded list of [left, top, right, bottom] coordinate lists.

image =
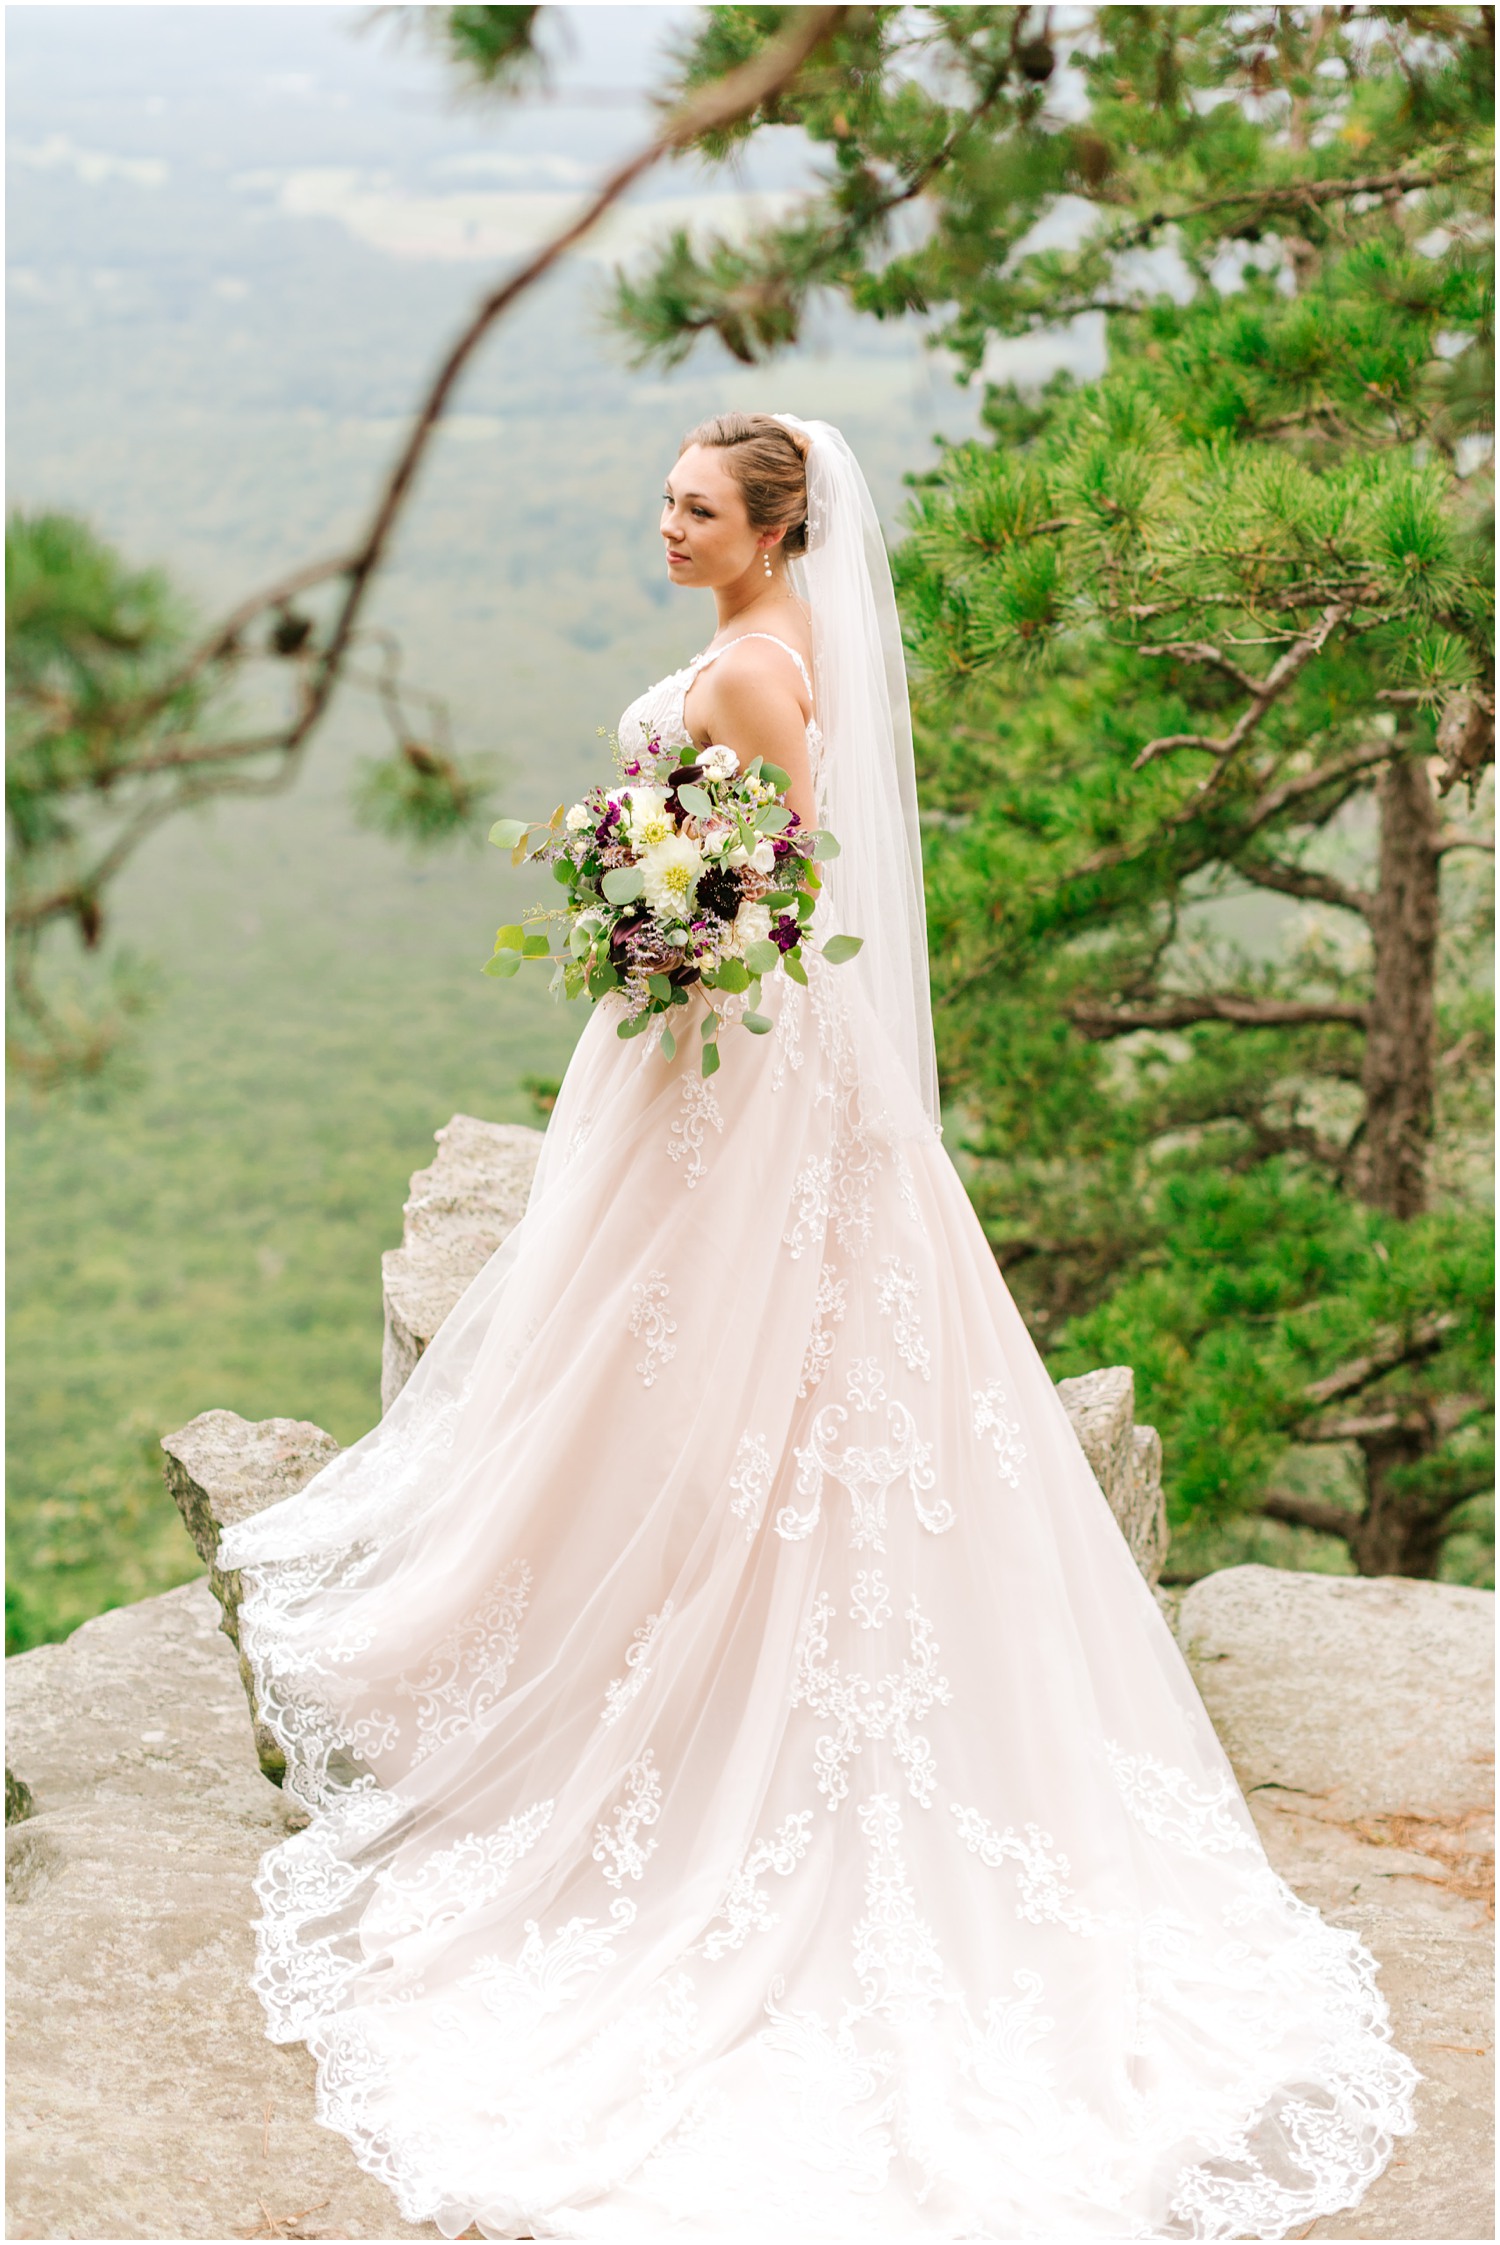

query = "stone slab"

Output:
[[162, 1411, 343, 1787], [380, 1115, 542, 1410], [1175, 1565, 1495, 2242], [5, 1582, 436, 2242], [1055, 1362, 1170, 1584]]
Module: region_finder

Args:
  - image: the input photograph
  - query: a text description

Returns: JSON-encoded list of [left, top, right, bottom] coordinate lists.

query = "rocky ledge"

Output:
[[5, 1115, 1493, 2242]]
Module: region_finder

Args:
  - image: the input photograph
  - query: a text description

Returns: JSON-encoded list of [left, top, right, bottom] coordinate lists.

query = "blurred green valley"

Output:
[[6, 6, 992, 1649]]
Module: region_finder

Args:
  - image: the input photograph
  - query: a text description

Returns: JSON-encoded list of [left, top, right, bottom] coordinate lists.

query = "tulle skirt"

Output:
[[219, 961, 1416, 2239]]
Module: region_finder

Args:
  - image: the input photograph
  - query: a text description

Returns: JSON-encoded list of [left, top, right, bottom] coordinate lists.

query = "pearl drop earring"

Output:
[[762, 549, 774, 579]]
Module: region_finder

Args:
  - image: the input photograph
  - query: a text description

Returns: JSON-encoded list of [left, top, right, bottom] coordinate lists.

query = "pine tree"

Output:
[[616, 5, 1495, 1578]]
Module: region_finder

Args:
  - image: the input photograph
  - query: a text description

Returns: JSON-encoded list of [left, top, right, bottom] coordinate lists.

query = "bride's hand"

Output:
[[683, 645, 816, 828]]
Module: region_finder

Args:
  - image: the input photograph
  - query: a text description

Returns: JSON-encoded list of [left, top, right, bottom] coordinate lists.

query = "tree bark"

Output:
[[1352, 751, 1440, 1219], [1347, 1426, 1449, 1577]]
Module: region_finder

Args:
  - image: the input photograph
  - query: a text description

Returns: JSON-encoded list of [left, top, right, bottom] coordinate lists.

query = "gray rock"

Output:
[[6, 1566, 1489, 2240], [5, 1582, 437, 2242], [161, 1410, 342, 1785], [1055, 1363, 1170, 1584], [381, 1114, 542, 1409], [1176, 1565, 1495, 2242]]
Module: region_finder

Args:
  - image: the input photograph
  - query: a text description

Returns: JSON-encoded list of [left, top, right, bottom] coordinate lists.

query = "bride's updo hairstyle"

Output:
[[678, 413, 810, 556]]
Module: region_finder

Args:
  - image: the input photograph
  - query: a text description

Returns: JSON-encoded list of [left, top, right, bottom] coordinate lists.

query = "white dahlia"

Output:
[[623, 787, 673, 849], [640, 833, 704, 921]]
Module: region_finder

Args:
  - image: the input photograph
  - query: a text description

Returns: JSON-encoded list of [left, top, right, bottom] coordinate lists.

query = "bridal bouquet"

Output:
[[485, 732, 860, 1078]]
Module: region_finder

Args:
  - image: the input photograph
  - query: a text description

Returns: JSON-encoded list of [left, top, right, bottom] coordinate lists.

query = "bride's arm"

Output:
[[685, 647, 816, 829]]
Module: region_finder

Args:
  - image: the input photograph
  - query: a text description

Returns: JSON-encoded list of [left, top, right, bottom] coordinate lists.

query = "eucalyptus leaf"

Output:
[[659, 1025, 677, 1061], [743, 1011, 773, 1035], [482, 950, 522, 979], [522, 932, 551, 958], [617, 1011, 650, 1040], [552, 857, 574, 887], [488, 818, 528, 850], [492, 924, 526, 952], [717, 957, 751, 993], [700, 1013, 719, 1042], [647, 972, 672, 1002], [677, 783, 712, 819], [587, 964, 619, 999], [744, 939, 780, 976], [756, 805, 792, 834], [822, 934, 864, 964], [763, 891, 798, 913], [601, 866, 645, 904], [701, 1041, 721, 1078], [759, 762, 790, 792], [782, 948, 808, 986], [809, 831, 841, 861]]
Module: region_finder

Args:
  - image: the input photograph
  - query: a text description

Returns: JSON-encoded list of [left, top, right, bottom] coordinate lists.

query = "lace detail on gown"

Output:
[[216, 649, 1418, 2242]]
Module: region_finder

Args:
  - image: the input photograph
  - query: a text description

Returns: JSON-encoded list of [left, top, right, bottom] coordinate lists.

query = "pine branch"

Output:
[[1106, 157, 1490, 256], [1071, 995, 1370, 1038], [1133, 598, 1361, 772], [1133, 639, 1264, 696], [1232, 853, 1374, 917], [1239, 742, 1395, 837], [1295, 1312, 1463, 1414], [1256, 1489, 1358, 1540], [1299, 1409, 1431, 1444], [1227, 1117, 1354, 1175]]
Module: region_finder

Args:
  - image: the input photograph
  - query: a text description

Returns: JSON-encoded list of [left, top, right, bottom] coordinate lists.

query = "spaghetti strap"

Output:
[[692, 632, 813, 702]]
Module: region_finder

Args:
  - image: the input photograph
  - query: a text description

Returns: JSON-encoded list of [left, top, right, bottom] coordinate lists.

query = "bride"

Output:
[[219, 414, 1416, 2241]]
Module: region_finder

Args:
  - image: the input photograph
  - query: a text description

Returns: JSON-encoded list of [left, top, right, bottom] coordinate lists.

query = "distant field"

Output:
[[6, 10, 992, 1649]]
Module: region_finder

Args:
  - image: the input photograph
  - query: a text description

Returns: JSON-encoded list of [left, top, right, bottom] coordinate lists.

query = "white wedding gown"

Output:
[[221, 643, 1417, 2242]]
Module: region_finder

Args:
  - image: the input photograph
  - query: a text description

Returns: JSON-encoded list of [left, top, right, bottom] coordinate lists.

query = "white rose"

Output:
[[700, 744, 739, 780], [565, 802, 594, 833], [751, 839, 777, 874], [702, 822, 736, 858], [729, 899, 771, 955], [639, 833, 704, 922]]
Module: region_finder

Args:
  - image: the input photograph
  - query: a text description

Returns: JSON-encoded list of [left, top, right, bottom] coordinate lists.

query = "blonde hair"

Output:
[[678, 413, 810, 556]]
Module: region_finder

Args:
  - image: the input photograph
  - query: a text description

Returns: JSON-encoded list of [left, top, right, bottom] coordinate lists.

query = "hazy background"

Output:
[[8, 6, 1105, 1645]]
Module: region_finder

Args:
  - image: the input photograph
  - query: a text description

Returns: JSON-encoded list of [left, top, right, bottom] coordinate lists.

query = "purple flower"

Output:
[[772, 913, 801, 953], [624, 759, 642, 778]]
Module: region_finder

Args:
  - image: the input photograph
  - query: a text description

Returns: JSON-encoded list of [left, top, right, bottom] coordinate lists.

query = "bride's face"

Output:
[[660, 445, 770, 589]]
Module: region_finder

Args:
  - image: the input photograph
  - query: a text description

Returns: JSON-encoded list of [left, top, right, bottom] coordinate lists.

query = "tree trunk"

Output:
[[1352, 751, 1440, 1219], [1348, 1425, 1448, 1578]]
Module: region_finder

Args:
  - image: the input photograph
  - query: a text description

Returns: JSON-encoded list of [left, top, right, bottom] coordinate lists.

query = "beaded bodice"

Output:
[[617, 634, 826, 797]]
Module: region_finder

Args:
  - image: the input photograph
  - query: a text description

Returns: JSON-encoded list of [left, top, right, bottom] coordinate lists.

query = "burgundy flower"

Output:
[[695, 863, 743, 924], [771, 913, 801, 953], [664, 764, 704, 821]]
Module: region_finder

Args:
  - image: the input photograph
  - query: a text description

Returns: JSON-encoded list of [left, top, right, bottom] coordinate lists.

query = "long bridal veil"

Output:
[[776, 413, 940, 1131]]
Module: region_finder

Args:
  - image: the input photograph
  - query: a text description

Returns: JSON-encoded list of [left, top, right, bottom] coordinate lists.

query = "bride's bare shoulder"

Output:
[[702, 627, 812, 709]]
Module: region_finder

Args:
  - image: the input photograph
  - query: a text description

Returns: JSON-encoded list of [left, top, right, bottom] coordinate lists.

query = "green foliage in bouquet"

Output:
[[485, 732, 860, 1075]]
